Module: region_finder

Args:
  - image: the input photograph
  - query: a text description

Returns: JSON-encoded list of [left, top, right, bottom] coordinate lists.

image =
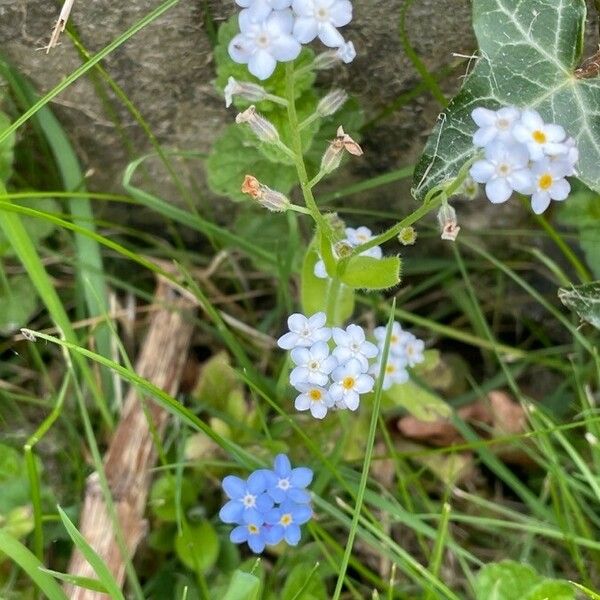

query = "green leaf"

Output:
[[558, 281, 600, 330], [301, 244, 354, 326], [340, 255, 402, 290], [174, 520, 220, 574], [0, 443, 31, 514], [149, 475, 197, 522], [383, 380, 451, 421], [281, 563, 327, 600], [525, 581, 575, 600], [0, 197, 59, 257], [571, 582, 600, 600], [0, 530, 68, 600], [222, 570, 262, 600], [413, 0, 600, 200], [0, 111, 15, 183], [57, 506, 125, 600], [40, 569, 108, 594], [474, 561, 542, 600], [206, 124, 297, 201], [214, 16, 316, 111], [557, 189, 600, 278], [0, 274, 39, 335]]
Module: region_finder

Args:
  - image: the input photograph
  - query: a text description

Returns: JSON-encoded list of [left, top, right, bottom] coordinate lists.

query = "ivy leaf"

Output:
[[340, 255, 401, 290], [413, 0, 600, 200], [206, 124, 297, 201], [558, 281, 600, 330], [0, 111, 15, 183], [301, 243, 355, 326]]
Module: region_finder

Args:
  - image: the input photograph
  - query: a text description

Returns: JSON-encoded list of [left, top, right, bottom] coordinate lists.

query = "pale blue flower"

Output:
[[265, 454, 313, 503], [219, 471, 273, 525], [332, 324, 378, 372], [265, 501, 313, 545], [277, 312, 331, 350], [230, 519, 271, 553]]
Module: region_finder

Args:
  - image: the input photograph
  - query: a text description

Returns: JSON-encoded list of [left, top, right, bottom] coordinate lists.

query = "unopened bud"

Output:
[[241, 175, 290, 212], [317, 89, 348, 117], [313, 50, 342, 71], [585, 432, 598, 446], [324, 212, 346, 236], [337, 41, 357, 64], [224, 77, 267, 108], [236, 105, 279, 143], [334, 240, 353, 258], [320, 125, 363, 174], [398, 226, 417, 246], [437, 203, 460, 242], [460, 176, 479, 200]]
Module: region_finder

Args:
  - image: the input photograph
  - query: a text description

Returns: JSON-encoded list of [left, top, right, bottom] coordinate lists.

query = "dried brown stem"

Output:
[[65, 278, 195, 599]]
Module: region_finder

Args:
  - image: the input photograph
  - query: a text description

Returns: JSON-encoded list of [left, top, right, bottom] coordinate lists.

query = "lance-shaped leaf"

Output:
[[413, 0, 600, 200]]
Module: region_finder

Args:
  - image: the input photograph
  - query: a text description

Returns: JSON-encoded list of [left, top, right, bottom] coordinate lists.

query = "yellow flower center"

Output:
[[385, 364, 395, 374], [538, 173, 553, 190], [391, 335, 399, 343], [342, 376, 356, 390], [248, 524, 259, 534], [532, 130, 547, 144], [280, 514, 293, 526], [309, 389, 323, 402]]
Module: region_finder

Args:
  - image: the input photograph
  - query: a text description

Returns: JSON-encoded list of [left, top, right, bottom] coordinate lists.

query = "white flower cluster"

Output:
[[229, 0, 356, 80], [370, 322, 425, 390], [277, 312, 377, 419], [469, 106, 578, 214], [314, 226, 382, 279]]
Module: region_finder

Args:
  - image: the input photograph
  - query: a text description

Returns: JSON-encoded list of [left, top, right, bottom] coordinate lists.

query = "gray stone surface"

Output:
[[0, 1, 597, 228]]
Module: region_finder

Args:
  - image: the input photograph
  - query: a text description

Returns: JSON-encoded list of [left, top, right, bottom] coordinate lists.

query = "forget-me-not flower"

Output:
[[332, 324, 378, 372], [236, 0, 292, 21], [265, 501, 313, 545], [329, 358, 374, 410], [292, 0, 353, 48], [529, 158, 571, 214], [370, 355, 409, 390], [265, 454, 313, 503], [293, 382, 335, 419], [229, 9, 301, 80], [219, 471, 273, 524], [290, 341, 337, 386], [277, 312, 331, 350], [513, 109, 568, 160], [230, 519, 271, 553], [471, 106, 520, 147]]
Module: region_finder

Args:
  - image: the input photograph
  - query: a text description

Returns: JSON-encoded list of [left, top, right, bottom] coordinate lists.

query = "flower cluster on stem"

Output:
[[469, 106, 578, 214]]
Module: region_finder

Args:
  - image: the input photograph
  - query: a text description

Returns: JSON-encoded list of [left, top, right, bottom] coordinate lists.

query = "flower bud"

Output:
[[236, 105, 279, 143], [324, 212, 346, 237], [317, 89, 348, 117], [334, 240, 353, 258], [313, 50, 342, 71], [459, 176, 479, 200], [398, 226, 417, 246], [437, 204, 460, 242], [241, 175, 290, 212], [224, 77, 267, 108]]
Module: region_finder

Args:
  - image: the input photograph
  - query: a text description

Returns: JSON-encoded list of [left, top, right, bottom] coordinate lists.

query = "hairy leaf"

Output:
[[413, 0, 600, 200], [340, 255, 402, 290]]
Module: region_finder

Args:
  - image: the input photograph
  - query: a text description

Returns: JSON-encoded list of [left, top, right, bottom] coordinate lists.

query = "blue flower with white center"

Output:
[[329, 358, 374, 411], [219, 471, 273, 525], [266, 454, 313, 503], [265, 501, 313, 546], [230, 518, 271, 554]]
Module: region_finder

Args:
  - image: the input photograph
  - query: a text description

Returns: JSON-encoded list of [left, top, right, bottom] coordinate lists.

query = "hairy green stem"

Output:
[[284, 63, 330, 235]]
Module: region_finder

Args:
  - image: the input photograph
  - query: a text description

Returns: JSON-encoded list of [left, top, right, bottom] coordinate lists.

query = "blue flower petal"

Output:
[[256, 493, 274, 512], [243, 507, 265, 525], [247, 533, 266, 554], [265, 524, 284, 545], [219, 500, 244, 524], [290, 467, 313, 488], [230, 525, 248, 544], [292, 504, 312, 525], [222, 475, 246, 499], [268, 486, 286, 504], [273, 454, 291, 476], [288, 488, 311, 504], [264, 508, 280, 525], [284, 524, 302, 546], [247, 470, 268, 495]]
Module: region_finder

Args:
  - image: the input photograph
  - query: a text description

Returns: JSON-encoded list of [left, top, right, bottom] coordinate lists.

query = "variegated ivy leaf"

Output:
[[413, 0, 600, 201]]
